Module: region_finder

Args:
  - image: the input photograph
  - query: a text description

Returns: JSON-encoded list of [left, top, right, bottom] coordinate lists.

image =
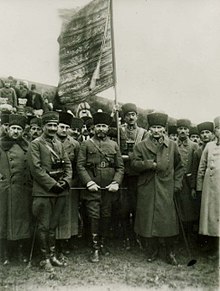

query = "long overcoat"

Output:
[[131, 136, 184, 238], [0, 136, 32, 240], [56, 135, 80, 239], [197, 141, 220, 236]]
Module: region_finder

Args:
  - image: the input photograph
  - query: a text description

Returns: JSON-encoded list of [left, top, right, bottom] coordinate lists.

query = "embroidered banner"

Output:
[[58, 0, 114, 105]]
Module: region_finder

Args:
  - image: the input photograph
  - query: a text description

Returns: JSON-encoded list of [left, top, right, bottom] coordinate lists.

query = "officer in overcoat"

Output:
[[131, 112, 184, 265], [197, 116, 220, 259], [77, 111, 124, 263], [28, 111, 72, 272], [0, 114, 31, 265]]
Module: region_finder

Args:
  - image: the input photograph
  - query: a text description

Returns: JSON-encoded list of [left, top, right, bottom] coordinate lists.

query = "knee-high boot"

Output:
[[90, 218, 100, 263], [38, 231, 54, 272], [48, 232, 64, 267], [100, 217, 110, 256]]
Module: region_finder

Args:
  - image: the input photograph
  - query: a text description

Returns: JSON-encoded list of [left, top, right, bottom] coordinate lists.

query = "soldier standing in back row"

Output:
[[176, 119, 199, 244], [77, 112, 124, 263], [28, 111, 72, 272]]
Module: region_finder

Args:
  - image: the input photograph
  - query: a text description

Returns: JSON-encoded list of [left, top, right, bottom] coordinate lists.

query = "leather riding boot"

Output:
[[90, 218, 100, 263], [48, 232, 64, 267], [38, 232, 54, 273], [90, 233, 100, 263], [147, 238, 159, 262], [165, 237, 178, 266], [100, 236, 110, 256], [100, 217, 110, 256]]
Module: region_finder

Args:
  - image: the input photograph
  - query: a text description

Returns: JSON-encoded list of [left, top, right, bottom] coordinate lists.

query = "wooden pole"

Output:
[[110, 0, 120, 147]]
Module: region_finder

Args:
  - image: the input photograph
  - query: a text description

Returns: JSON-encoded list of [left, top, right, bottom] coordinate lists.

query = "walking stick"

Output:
[[26, 220, 38, 269], [70, 187, 127, 190], [174, 195, 197, 266]]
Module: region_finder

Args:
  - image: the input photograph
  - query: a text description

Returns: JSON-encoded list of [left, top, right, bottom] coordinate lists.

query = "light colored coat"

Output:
[[197, 141, 220, 237], [131, 136, 184, 238]]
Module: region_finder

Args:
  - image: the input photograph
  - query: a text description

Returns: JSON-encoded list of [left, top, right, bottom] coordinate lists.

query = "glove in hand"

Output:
[[87, 181, 100, 192], [106, 182, 119, 192], [51, 183, 64, 194]]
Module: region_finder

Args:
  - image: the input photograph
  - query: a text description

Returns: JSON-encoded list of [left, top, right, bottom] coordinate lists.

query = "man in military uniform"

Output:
[[0, 114, 31, 265], [28, 111, 72, 272], [77, 111, 124, 263], [189, 126, 201, 144], [67, 117, 84, 141], [131, 112, 184, 265], [176, 119, 199, 244], [191, 121, 214, 246], [29, 117, 42, 141], [56, 111, 80, 258], [0, 113, 10, 137], [119, 103, 148, 249]]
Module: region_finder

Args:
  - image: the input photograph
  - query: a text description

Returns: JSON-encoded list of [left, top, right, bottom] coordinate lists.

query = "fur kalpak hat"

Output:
[[9, 114, 27, 129], [147, 112, 168, 127], [93, 112, 112, 126], [197, 122, 214, 133], [189, 126, 199, 136], [30, 117, 42, 127], [1, 114, 10, 125], [168, 125, 177, 135], [177, 119, 191, 129], [71, 118, 84, 129], [58, 111, 73, 126], [42, 111, 59, 125], [121, 103, 137, 116]]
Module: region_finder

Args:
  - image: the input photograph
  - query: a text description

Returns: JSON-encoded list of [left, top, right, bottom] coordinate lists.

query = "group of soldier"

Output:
[[0, 101, 219, 273]]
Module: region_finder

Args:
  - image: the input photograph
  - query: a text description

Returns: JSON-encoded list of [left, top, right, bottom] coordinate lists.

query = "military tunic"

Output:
[[176, 138, 199, 222], [28, 135, 72, 233], [77, 136, 124, 219]]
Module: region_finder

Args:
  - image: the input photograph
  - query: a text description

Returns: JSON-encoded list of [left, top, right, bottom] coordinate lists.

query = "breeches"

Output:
[[83, 190, 114, 219], [32, 196, 66, 234]]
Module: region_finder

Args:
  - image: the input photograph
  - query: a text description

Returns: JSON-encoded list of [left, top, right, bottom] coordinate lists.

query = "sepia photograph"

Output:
[[0, 0, 219, 290]]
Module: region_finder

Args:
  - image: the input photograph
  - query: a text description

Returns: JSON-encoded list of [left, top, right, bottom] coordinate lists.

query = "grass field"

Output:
[[0, 237, 219, 291]]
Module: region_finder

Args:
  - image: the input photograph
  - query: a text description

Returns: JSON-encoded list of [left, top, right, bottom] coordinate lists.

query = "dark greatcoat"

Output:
[[131, 135, 184, 238], [0, 136, 32, 240]]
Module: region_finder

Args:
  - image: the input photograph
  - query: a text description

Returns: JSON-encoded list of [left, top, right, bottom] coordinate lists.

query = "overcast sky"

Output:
[[0, 0, 219, 124]]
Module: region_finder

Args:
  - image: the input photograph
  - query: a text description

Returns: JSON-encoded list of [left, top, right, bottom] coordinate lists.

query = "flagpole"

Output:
[[110, 0, 120, 147]]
